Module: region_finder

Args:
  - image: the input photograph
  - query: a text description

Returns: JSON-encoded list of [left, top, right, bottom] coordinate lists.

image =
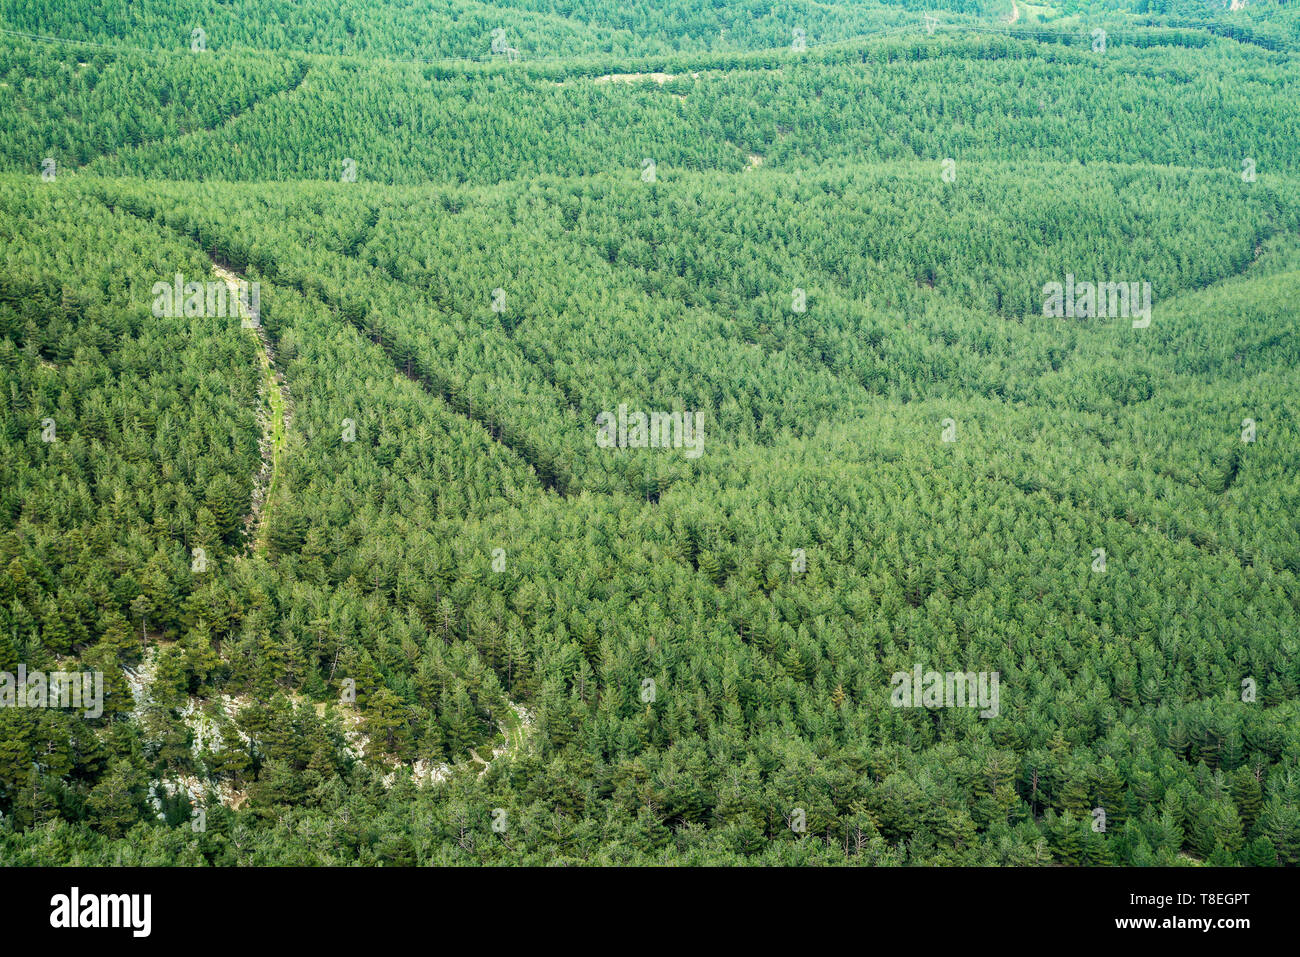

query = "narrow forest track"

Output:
[[460, 702, 532, 778], [477, 701, 533, 775], [213, 263, 291, 554], [79, 61, 312, 174]]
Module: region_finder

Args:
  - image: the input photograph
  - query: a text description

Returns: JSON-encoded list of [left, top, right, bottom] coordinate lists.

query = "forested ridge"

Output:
[[0, 1, 1298, 866]]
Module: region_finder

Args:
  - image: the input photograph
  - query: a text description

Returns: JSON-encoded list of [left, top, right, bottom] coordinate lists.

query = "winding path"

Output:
[[213, 263, 290, 553]]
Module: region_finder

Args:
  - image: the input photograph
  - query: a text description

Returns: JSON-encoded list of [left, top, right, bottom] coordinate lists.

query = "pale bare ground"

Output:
[[558, 67, 787, 90], [592, 70, 702, 85]]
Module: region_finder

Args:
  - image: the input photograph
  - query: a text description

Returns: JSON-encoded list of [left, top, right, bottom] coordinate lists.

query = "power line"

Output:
[[0, 27, 118, 49]]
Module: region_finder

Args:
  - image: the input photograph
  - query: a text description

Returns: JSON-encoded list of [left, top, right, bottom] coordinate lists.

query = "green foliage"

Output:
[[1, 3, 1298, 865]]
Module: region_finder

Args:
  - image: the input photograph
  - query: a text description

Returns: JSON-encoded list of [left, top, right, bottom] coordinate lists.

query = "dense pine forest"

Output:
[[0, 0, 1298, 866]]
